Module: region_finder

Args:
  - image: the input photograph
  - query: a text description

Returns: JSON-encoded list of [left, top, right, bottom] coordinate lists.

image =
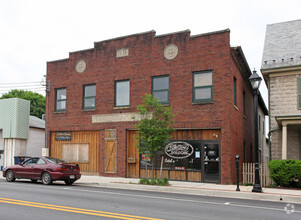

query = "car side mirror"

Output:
[[18, 162, 23, 166]]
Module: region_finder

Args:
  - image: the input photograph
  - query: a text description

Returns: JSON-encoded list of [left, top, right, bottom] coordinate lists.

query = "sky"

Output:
[[0, 0, 301, 105]]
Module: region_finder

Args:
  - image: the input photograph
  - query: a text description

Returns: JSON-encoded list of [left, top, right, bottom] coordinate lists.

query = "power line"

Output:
[[0, 79, 47, 96], [0, 81, 42, 85], [0, 89, 45, 92], [0, 84, 44, 88]]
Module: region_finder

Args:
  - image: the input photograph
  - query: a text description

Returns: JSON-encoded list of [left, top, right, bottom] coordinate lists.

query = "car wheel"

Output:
[[6, 170, 16, 182], [42, 172, 53, 185], [31, 179, 38, 183], [64, 180, 75, 185]]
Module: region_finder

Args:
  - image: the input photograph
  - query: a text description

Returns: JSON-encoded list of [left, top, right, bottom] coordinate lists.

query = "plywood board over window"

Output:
[[50, 131, 100, 175], [62, 143, 89, 162]]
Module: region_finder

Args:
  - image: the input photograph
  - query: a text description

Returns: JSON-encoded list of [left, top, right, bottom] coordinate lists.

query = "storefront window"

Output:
[[141, 141, 202, 171], [139, 139, 220, 183]]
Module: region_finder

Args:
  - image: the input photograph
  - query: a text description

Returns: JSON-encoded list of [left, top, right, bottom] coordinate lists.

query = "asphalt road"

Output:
[[0, 179, 300, 220]]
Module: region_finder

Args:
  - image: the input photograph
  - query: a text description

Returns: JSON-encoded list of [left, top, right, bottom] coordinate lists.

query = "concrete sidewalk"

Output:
[[75, 175, 301, 204]]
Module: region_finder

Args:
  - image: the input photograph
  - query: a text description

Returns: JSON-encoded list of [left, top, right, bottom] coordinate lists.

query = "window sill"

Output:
[[234, 105, 238, 111], [82, 108, 96, 112], [114, 106, 130, 110], [54, 111, 66, 114], [192, 101, 213, 105]]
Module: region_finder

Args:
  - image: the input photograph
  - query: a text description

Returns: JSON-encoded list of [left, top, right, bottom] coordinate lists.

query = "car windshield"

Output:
[[44, 157, 65, 164]]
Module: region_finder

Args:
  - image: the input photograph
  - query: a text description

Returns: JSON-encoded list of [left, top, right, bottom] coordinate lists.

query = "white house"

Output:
[[0, 98, 45, 169]]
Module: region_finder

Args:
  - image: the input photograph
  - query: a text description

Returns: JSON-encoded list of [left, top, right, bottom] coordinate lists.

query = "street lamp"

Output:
[[249, 69, 262, 193]]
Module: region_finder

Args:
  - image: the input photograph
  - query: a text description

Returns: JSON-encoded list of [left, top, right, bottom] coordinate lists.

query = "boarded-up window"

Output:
[[62, 144, 89, 162]]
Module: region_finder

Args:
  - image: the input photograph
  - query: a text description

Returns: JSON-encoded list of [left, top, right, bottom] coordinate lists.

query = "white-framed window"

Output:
[[152, 75, 169, 104], [83, 84, 96, 110], [115, 80, 130, 107], [193, 71, 213, 102], [55, 88, 66, 112]]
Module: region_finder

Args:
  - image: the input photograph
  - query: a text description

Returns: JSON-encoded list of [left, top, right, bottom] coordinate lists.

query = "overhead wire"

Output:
[[0, 80, 46, 95]]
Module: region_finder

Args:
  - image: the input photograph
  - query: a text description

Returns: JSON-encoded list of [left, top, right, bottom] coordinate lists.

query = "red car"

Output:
[[2, 157, 81, 185]]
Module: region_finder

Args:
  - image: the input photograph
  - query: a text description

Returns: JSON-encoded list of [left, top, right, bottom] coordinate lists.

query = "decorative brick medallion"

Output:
[[164, 44, 178, 60], [75, 60, 86, 73]]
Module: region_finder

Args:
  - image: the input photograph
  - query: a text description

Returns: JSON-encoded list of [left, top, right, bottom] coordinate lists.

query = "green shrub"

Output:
[[156, 178, 169, 186], [139, 178, 170, 186], [269, 160, 301, 188], [150, 178, 157, 185], [162, 178, 169, 186], [157, 179, 163, 186], [139, 178, 150, 185]]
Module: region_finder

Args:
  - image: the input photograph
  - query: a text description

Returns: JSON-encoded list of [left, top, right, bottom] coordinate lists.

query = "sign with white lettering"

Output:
[[175, 166, 185, 170], [55, 132, 72, 141], [164, 141, 194, 159], [116, 48, 129, 58]]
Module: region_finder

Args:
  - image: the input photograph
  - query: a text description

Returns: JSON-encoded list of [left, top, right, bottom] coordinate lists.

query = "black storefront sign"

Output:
[[55, 131, 72, 141]]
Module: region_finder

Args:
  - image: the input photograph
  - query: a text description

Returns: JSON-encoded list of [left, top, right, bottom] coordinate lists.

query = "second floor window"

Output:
[[193, 71, 213, 103], [115, 80, 130, 107], [83, 84, 96, 110], [55, 88, 66, 112], [152, 75, 169, 104]]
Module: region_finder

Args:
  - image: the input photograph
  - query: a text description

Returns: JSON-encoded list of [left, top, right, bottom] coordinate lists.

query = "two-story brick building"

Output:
[[261, 20, 301, 160], [46, 29, 256, 184]]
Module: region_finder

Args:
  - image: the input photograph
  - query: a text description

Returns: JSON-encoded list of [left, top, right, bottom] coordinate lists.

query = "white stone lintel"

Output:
[[92, 112, 152, 123]]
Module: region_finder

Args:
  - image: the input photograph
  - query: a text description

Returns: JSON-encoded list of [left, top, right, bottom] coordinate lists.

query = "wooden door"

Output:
[[104, 129, 116, 173], [127, 130, 139, 178]]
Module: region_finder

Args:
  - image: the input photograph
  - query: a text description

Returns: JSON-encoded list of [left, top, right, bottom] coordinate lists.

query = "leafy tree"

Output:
[[135, 94, 174, 157], [0, 89, 45, 118]]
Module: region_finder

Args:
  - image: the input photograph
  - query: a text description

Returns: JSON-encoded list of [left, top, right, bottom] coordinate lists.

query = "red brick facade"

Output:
[[46, 29, 255, 184]]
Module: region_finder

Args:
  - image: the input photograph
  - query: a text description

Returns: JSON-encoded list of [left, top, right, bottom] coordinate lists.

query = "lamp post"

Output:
[[248, 69, 262, 193]]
